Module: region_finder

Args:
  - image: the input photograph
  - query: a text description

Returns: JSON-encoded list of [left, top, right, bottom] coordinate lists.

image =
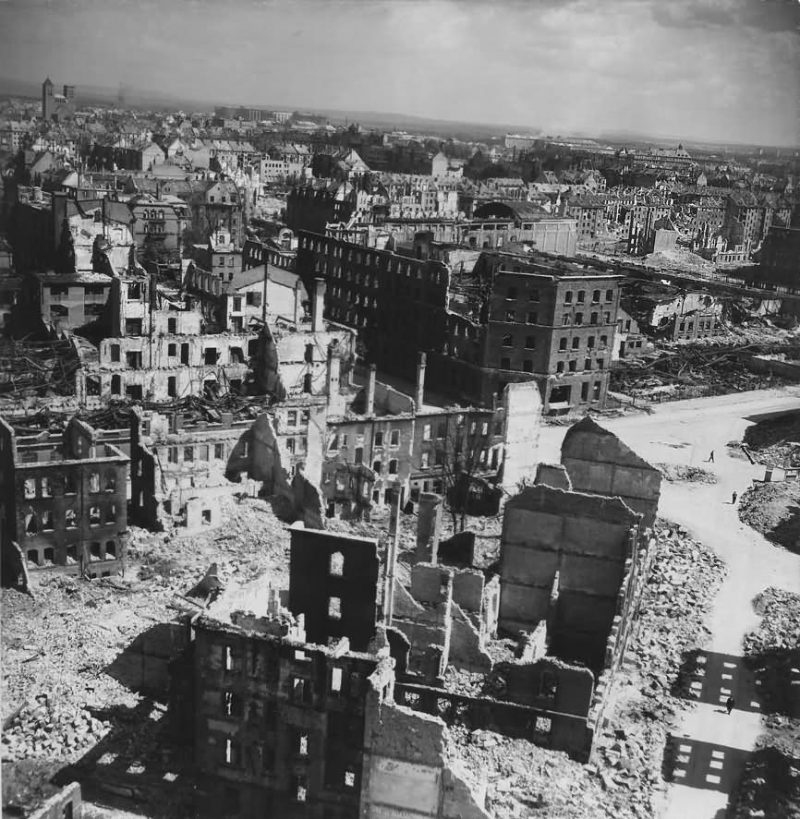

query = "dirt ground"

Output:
[[738, 481, 800, 554]]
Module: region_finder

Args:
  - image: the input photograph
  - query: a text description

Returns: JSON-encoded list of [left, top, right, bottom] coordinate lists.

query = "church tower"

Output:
[[42, 77, 54, 121]]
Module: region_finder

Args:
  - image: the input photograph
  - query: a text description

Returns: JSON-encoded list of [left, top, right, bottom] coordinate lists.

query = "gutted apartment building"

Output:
[[297, 233, 621, 413], [0, 415, 129, 581], [431, 250, 623, 413], [296, 231, 450, 384], [76, 272, 260, 402], [171, 524, 491, 819]]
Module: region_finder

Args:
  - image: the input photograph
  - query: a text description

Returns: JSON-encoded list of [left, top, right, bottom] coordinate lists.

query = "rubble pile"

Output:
[[2, 697, 111, 763], [1, 498, 292, 785], [655, 463, 717, 484], [445, 521, 726, 818], [610, 342, 800, 402], [738, 482, 800, 553], [733, 589, 800, 819], [743, 588, 800, 714], [630, 522, 726, 686], [742, 409, 800, 468]]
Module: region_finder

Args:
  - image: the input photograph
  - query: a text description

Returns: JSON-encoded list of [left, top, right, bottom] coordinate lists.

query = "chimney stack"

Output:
[[415, 352, 427, 410], [326, 344, 341, 399], [312, 278, 326, 333], [416, 492, 443, 564], [366, 364, 376, 416]]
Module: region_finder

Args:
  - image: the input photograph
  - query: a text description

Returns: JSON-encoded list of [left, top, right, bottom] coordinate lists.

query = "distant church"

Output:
[[42, 77, 76, 122]]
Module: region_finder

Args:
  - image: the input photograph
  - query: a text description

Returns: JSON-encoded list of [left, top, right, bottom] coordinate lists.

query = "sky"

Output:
[[0, 0, 798, 146]]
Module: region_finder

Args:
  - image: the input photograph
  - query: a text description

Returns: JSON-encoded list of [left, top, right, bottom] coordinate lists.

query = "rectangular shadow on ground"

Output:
[[671, 649, 764, 714], [663, 734, 750, 794]]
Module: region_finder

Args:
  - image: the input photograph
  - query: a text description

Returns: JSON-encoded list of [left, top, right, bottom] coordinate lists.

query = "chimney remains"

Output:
[[312, 278, 326, 333]]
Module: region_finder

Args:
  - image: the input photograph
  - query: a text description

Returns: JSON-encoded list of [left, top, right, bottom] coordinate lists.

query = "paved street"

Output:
[[540, 386, 800, 818]]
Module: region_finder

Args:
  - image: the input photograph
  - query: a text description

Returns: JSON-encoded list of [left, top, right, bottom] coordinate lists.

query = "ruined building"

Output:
[[296, 232, 622, 414], [0, 415, 129, 585], [159, 418, 660, 817], [172, 523, 489, 819]]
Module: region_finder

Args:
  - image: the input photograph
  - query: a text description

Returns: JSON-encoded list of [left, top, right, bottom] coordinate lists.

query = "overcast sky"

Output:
[[0, 0, 798, 146]]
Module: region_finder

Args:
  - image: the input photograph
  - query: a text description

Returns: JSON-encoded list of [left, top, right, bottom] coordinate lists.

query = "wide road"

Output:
[[539, 386, 800, 818]]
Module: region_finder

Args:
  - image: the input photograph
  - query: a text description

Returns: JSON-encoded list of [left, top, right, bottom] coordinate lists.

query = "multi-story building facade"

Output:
[[564, 194, 607, 243], [0, 416, 128, 579], [129, 195, 191, 263], [297, 232, 450, 384], [432, 251, 622, 412], [298, 233, 620, 413]]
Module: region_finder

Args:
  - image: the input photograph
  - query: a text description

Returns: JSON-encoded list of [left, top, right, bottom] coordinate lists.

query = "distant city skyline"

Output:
[[0, 0, 798, 147]]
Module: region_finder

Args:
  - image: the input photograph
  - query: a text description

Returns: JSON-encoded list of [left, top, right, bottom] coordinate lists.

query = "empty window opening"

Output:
[[329, 552, 344, 576], [303, 373, 313, 393], [295, 776, 307, 802], [331, 667, 343, 693], [344, 770, 356, 789], [224, 646, 234, 671], [25, 513, 38, 534], [27, 549, 39, 566], [298, 734, 308, 756], [90, 542, 101, 561], [41, 510, 54, 530], [223, 691, 242, 717], [106, 541, 116, 558], [43, 547, 55, 565], [23, 479, 36, 499], [65, 508, 77, 527], [291, 677, 307, 702], [328, 597, 342, 620], [534, 716, 552, 743]]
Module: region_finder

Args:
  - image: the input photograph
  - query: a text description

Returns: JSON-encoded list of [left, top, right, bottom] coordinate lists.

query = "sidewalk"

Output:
[[657, 450, 800, 818]]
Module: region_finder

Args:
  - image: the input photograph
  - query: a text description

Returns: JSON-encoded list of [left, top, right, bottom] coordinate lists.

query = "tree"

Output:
[[429, 410, 503, 532]]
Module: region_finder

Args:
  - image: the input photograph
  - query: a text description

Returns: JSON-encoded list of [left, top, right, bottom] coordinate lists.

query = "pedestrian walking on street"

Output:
[[708, 450, 715, 463], [726, 696, 735, 715], [732, 491, 738, 504]]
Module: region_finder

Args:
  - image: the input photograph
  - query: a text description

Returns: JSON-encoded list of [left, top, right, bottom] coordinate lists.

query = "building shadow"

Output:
[[662, 734, 750, 795], [104, 621, 191, 701], [52, 700, 199, 818], [730, 745, 800, 817], [671, 649, 764, 714], [765, 503, 800, 555]]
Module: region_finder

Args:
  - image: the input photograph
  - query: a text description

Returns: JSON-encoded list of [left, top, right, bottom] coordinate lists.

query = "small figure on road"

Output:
[[725, 696, 735, 715], [708, 450, 715, 463], [732, 491, 738, 504]]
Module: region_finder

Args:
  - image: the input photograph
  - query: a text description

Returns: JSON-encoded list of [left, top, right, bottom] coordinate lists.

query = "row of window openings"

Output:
[[109, 344, 230, 366], [222, 646, 354, 698], [25, 506, 118, 533], [221, 739, 356, 796], [166, 442, 243, 463], [23, 472, 116, 498], [504, 287, 614, 305], [285, 410, 311, 427], [550, 359, 606, 374], [679, 319, 715, 332], [329, 430, 401, 450], [501, 310, 612, 326], [27, 541, 117, 566]]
